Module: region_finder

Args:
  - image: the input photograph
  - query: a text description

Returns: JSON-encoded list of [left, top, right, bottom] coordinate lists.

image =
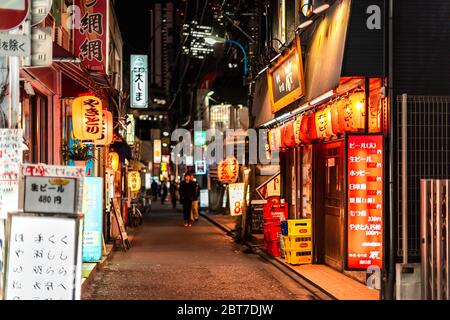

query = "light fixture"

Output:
[[297, 20, 313, 30], [298, 0, 314, 30], [291, 103, 311, 115], [163, 131, 170, 137], [312, 0, 334, 14], [309, 89, 336, 106], [206, 91, 215, 97]]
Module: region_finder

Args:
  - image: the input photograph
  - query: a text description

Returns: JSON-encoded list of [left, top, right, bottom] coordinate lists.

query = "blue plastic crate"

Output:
[[280, 220, 288, 236]]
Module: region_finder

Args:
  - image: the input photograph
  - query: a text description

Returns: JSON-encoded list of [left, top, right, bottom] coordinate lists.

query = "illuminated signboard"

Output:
[[200, 189, 209, 208], [82, 177, 103, 262], [195, 160, 206, 175], [229, 183, 245, 216], [194, 131, 207, 146], [267, 36, 305, 113], [346, 134, 384, 270], [130, 55, 148, 108], [154, 139, 161, 164]]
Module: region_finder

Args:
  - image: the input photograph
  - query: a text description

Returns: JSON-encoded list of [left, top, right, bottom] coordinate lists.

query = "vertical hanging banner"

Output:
[[346, 134, 384, 270], [74, 0, 109, 73], [130, 54, 148, 109], [82, 177, 103, 262]]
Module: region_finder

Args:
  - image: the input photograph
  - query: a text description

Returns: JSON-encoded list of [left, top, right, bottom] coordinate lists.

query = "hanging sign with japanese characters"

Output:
[[346, 134, 384, 270], [4, 214, 82, 300], [0, 129, 23, 220], [74, 0, 108, 73], [130, 54, 148, 109], [23, 177, 77, 214], [256, 173, 281, 200], [217, 156, 239, 184], [267, 36, 305, 113], [82, 177, 103, 262]]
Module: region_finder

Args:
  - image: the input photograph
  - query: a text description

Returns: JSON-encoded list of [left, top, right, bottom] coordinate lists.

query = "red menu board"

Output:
[[346, 134, 383, 270]]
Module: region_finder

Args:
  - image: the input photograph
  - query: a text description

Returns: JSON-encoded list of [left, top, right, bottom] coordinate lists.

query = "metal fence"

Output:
[[420, 180, 450, 299], [396, 95, 450, 260]]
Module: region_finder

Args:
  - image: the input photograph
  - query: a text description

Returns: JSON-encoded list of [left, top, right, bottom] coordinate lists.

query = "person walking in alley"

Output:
[[169, 179, 178, 209], [160, 180, 168, 205], [151, 179, 158, 200], [191, 178, 200, 222], [179, 173, 195, 227]]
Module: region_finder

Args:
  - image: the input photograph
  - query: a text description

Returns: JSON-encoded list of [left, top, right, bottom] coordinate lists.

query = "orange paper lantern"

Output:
[[330, 102, 341, 134], [269, 127, 281, 151], [337, 92, 365, 132], [315, 107, 333, 139], [299, 115, 312, 143], [306, 113, 318, 141], [72, 96, 103, 141], [128, 171, 141, 192], [108, 152, 120, 171], [279, 124, 287, 148], [95, 110, 113, 146], [218, 156, 239, 184]]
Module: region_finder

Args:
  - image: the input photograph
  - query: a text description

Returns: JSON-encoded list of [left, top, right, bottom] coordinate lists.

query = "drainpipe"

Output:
[[386, 0, 396, 300]]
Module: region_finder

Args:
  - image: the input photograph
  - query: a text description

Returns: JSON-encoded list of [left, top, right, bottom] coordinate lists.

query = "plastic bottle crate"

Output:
[[280, 220, 288, 236], [264, 228, 280, 241], [283, 235, 312, 251], [285, 249, 313, 265], [287, 219, 312, 236]]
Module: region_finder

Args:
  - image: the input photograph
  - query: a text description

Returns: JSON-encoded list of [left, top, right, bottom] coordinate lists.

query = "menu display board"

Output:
[[229, 183, 246, 216], [4, 214, 82, 300], [346, 134, 384, 270]]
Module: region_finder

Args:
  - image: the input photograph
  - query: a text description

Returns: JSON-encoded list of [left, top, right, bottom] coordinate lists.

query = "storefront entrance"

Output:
[[316, 141, 344, 271]]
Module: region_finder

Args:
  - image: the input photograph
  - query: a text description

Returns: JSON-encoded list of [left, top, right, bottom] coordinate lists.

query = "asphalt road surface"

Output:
[[82, 202, 318, 300]]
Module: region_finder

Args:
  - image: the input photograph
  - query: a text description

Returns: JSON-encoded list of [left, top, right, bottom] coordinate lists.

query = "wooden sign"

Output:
[[112, 198, 130, 251]]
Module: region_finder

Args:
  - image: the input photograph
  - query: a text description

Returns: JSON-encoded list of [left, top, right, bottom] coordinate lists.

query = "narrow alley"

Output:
[[82, 203, 319, 300]]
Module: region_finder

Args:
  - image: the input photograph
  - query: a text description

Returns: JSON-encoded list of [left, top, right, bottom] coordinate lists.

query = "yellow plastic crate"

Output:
[[283, 235, 312, 251], [285, 249, 313, 265], [287, 219, 312, 236]]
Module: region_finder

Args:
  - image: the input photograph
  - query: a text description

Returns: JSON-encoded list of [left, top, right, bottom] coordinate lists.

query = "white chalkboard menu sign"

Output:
[[3, 213, 82, 300]]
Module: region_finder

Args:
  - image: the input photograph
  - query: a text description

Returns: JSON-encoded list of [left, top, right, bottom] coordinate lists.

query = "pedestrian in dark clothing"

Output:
[[169, 180, 178, 209], [191, 179, 200, 222], [151, 180, 158, 200], [179, 173, 195, 227], [160, 181, 168, 205]]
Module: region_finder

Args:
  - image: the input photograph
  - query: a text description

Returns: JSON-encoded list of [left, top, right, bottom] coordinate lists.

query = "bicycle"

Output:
[[129, 200, 143, 227]]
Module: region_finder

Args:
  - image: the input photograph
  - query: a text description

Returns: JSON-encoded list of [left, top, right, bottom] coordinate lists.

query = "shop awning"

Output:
[[52, 43, 112, 96]]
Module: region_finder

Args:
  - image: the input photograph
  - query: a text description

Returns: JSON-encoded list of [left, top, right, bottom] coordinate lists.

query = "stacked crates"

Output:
[[283, 219, 313, 265], [262, 202, 287, 257]]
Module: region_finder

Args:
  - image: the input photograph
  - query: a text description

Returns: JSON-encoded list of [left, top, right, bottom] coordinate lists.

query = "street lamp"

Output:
[[205, 36, 249, 75]]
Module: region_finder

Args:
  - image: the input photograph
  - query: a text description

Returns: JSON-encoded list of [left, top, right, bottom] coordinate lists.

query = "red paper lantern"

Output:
[[283, 121, 296, 148], [299, 115, 312, 144], [306, 113, 318, 141]]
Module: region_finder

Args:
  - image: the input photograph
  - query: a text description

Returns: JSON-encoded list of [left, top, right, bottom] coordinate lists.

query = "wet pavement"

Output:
[[82, 202, 317, 300]]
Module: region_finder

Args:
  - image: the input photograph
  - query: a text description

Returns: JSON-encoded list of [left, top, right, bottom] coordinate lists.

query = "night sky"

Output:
[[114, 0, 157, 54]]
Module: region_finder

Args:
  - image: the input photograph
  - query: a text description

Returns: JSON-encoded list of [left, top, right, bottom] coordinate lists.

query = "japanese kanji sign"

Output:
[[256, 173, 281, 200], [130, 54, 148, 108], [23, 177, 77, 214], [74, 0, 108, 73], [4, 214, 82, 300], [0, 129, 23, 219], [0, 33, 30, 57], [346, 134, 384, 270]]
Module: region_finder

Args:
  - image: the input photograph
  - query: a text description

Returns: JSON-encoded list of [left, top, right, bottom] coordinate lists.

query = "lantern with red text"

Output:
[[337, 92, 365, 132], [95, 110, 113, 146], [218, 156, 239, 184], [72, 96, 103, 140], [315, 107, 333, 139], [128, 171, 141, 192], [108, 152, 120, 171], [283, 121, 296, 147]]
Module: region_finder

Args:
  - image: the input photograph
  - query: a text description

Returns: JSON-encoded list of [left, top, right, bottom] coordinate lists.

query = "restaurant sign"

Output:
[[268, 36, 305, 113], [345, 134, 384, 270]]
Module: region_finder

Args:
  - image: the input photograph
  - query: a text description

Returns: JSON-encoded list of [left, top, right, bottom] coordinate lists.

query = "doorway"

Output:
[[316, 141, 344, 271]]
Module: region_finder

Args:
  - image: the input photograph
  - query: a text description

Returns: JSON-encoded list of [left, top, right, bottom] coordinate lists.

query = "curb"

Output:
[[203, 213, 336, 301], [81, 245, 115, 293]]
